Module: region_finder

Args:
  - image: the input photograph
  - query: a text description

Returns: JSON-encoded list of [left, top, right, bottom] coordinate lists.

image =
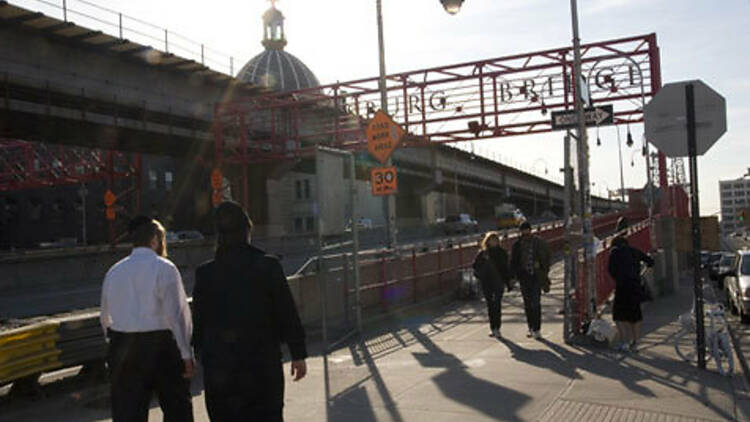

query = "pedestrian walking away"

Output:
[[472, 232, 512, 338], [511, 221, 551, 339], [100, 216, 195, 422], [192, 201, 308, 422], [608, 217, 654, 353]]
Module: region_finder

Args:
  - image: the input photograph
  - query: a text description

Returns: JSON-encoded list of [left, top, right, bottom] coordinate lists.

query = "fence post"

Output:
[[62, 0, 67, 22], [437, 243, 443, 295], [118, 13, 123, 39], [343, 254, 350, 325], [412, 248, 417, 304], [164, 30, 169, 53], [201, 44, 205, 65], [381, 253, 387, 310]]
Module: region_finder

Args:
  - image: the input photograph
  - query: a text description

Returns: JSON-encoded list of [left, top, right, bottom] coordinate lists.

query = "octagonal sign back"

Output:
[[644, 80, 726, 157]]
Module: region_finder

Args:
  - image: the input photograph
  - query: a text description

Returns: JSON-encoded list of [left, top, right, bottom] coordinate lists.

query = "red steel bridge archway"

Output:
[[211, 33, 667, 210]]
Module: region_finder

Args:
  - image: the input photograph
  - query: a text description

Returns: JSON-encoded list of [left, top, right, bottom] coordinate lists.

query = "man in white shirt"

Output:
[[100, 216, 194, 422]]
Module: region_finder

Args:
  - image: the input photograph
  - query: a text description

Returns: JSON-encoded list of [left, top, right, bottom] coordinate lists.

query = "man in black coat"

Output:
[[511, 221, 551, 339], [192, 202, 307, 422]]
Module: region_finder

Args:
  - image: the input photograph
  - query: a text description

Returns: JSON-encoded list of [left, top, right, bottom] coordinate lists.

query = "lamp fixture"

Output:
[[440, 0, 464, 15]]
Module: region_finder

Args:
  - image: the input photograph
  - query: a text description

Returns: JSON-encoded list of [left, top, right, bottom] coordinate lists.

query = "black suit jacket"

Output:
[[192, 244, 307, 369]]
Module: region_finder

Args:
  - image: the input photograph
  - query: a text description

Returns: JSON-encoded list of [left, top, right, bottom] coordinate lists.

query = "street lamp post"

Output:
[[374, 0, 466, 250], [375, 0, 397, 250]]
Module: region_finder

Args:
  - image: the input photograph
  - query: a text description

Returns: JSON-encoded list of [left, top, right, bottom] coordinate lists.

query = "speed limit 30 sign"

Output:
[[371, 166, 398, 196]]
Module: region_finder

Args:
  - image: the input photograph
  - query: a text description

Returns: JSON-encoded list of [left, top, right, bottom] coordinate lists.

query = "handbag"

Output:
[[638, 278, 653, 302]]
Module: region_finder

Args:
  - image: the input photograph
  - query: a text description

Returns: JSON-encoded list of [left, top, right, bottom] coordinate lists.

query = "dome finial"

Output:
[[262, 0, 286, 50]]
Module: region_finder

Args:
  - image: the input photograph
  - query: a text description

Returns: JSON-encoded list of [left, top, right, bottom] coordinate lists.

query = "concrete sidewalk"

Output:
[[2, 263, 750, 421]]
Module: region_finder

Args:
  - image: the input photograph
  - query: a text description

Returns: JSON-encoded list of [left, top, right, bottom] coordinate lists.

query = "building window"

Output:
[[306, 216, 314, 232], [148, 170, 158, 189], [294, 217, 303, 233], [724, 191, 733, 197], [165, 172, 173, 192], [736, 183, 745, 189], [304, 180, 311, 199], [723, 200, 733, 206], [295, 180, 302, 200]]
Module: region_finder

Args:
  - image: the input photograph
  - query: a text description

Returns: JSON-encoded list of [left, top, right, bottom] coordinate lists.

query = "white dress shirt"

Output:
[[100, 247, 193, 359]]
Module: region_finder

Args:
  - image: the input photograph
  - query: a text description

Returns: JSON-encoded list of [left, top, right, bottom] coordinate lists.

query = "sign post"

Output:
[[366, 110, 404, 249], [645, 79, 727, 369]]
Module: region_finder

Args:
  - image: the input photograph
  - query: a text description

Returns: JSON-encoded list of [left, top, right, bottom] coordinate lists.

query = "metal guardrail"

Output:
[[9, 0, 239, 76], [0, 313, 105, 387]]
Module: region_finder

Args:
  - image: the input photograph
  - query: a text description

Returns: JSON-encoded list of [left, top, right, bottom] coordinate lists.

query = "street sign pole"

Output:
[[686, 83, 706, 369], [570, 0, 597, 321], [563, 134, 573, 343]]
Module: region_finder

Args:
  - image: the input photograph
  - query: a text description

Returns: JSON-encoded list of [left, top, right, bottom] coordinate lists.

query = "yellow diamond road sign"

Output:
[[366, 111, 405, 164]]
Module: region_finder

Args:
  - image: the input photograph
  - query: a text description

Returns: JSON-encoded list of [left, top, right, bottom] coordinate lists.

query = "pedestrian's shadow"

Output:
[[497, 336, 582, 381], [408, 327, 531, 422]]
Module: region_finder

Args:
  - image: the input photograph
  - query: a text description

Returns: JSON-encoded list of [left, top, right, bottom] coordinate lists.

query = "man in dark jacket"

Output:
[[511, 221, 551, 339], [193, 201, 307, 422]]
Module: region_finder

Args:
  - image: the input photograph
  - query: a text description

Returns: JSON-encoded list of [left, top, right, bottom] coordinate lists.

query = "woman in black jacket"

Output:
[[608, 219, 654, 353], [473, 232, 511, 338]]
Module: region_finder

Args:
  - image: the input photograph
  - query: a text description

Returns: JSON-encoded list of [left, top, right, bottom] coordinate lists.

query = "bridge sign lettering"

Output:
[[366, 111, 404, 164]]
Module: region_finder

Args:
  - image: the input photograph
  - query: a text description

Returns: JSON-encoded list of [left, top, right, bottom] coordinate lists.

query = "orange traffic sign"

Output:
[[211, 189, 223, 207], [366, 111, 404, 164], [104, 189, 116, 207], [210, 169, 223, 190], [105, 206, 116, 221], [370, 166, 398, 196]]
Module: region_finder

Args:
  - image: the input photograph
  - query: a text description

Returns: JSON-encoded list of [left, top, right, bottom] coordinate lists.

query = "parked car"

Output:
[[345, 217, 374, 231], [166, 230, 205, 243], [724, 251, 750, 322], [708, 252, 723, 279], [716, 253, 735, 289], [441, 214, 479, 235], [700, 251, 711, 268]]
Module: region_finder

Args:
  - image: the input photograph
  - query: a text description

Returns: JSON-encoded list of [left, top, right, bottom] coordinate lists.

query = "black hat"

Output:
[[128, 215, 152, 234], [520, 221, 531, 230], [616, 216, 628, 232], [215, 201, 252, 233]]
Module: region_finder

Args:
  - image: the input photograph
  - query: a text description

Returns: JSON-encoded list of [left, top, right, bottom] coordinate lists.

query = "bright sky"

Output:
[[14, 0, 750, 215]]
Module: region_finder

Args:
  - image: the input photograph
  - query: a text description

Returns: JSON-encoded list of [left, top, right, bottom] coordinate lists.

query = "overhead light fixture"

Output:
[[440, 0, 464, 15], [626, 124, 634, 147]]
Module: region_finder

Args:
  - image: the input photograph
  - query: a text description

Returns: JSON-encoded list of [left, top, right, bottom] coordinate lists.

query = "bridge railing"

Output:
[[9, 0, 238, 75]]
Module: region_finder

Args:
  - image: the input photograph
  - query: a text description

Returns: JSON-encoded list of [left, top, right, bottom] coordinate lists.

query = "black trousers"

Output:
[[484, 289, 504, 331], [107, 330, 193, 422], [203, 363, 284, 422], [520, 278, 542, 332]]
